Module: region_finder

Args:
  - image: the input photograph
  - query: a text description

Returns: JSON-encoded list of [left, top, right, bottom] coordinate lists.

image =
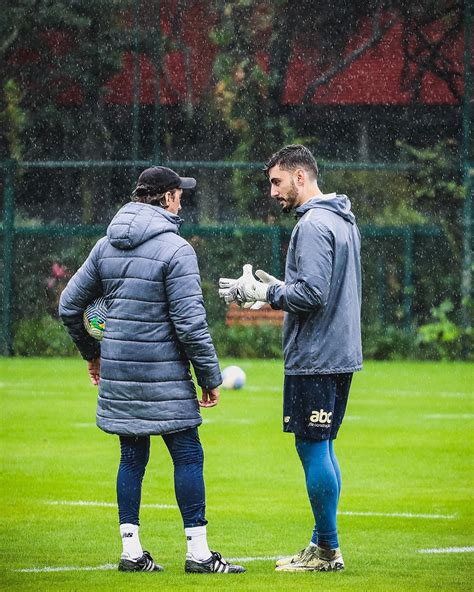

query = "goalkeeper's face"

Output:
[[269, 165, 301, 214]]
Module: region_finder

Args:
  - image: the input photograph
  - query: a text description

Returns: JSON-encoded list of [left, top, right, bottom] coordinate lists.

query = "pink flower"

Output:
[[51, 262, 68, 279]]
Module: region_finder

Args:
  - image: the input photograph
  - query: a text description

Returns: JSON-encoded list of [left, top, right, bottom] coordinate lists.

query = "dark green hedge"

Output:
[[12, 316, 472, 361]]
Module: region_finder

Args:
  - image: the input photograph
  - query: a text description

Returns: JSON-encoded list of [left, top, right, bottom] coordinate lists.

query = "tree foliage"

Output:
[[398, 139, 464, 254], [1, 79, 26, 160], [0, 0, 464, 224], [0, 0, 132, 160], [202, 0, 463, 217]]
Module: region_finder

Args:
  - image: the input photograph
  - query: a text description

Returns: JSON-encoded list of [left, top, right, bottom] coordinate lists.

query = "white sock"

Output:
[[120, 523, 143, 560], [185, 525, 212, 561]]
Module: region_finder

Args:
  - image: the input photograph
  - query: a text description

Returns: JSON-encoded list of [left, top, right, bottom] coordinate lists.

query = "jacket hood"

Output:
[[295, 193, 355, 224], [107, 202, 183, 249]]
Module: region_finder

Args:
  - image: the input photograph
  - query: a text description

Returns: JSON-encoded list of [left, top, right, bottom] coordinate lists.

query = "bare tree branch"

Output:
[[0, 26, 19, 57], [302, 5, 396, 104], [400, 8, 462, 101]]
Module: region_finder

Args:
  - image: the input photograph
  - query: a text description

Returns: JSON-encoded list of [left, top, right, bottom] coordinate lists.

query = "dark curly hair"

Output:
[[131, 184, 178, 208]]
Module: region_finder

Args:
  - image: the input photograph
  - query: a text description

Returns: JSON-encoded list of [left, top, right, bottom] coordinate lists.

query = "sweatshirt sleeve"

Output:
[[165, 243, 222, 389], [58, 241, 104, 361], [268, 221, 334, 314]]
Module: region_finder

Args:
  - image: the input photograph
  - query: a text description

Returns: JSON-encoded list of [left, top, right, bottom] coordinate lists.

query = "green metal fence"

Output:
[[0, 158, 454, 356]]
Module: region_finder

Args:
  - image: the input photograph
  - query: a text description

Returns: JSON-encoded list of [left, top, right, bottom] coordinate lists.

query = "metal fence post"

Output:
[[153, 0, 161, 164], [1, 160, 16, 355], [270, 226, 282, 278], [376, 248, 386, 325], [462, 0, 472, 328], [403, 228, 414, 331], [132, 0, 141, 170]]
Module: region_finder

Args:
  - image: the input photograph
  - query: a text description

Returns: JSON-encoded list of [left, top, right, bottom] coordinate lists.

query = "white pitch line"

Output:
[[18, 548, 474, 573], [16, 563, 116, 573], [16, 557, 281, 573], [246, 385, 282, 392], [228, 556, 280, 562], [418, 546, 474, 554], [8, 390, 57, 396], [45, 500, 177, 509], [359, 389, 420, 397], [360, 389, 471, 399], [202, 418, 256, 425], [45, 502, 454, 519], [338, 511, 456, 520], [423, 414, 474, 420]]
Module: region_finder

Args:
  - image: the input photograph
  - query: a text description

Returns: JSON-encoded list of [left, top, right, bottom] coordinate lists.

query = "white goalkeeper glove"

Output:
[[219, 264, 264, 310], [239, 268, 284, 309], [219, 264, 282, 309]]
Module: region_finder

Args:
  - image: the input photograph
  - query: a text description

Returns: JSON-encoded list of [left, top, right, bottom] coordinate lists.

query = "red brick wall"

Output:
[[225, 303, 284, 327], [104, 9, 466, 106]]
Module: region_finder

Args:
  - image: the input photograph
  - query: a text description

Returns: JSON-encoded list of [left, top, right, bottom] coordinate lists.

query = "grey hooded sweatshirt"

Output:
[[59, 202, 222, 437], [268, 194, 362, 375]]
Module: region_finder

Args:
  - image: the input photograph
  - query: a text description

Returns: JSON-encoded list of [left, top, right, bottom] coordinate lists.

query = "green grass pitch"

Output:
[[1, 358, 473, 591]]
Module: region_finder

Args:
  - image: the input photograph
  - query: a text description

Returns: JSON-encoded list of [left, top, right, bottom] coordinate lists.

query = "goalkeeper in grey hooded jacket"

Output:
[[219, 144, 362, 573]]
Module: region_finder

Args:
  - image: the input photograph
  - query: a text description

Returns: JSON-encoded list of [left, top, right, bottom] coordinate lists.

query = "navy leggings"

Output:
[[117, 427, 207, 528]]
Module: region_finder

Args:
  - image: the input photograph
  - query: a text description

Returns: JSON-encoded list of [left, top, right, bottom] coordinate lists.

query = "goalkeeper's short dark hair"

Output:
[[264, 145, 318, 179]]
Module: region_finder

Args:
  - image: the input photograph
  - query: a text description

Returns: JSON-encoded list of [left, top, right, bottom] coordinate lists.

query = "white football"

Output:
[[221, 365, 246, 390]]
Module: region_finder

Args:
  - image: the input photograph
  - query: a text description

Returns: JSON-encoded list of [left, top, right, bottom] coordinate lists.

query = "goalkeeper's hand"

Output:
[[238, 268, 284, 309], [219, 264, 282, 309], [219, 264, 264, 310]]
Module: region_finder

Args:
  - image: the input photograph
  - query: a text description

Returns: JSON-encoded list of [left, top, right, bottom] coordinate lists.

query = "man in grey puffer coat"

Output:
[[59, 166, 244, 575], [219, 145, 362, 574]]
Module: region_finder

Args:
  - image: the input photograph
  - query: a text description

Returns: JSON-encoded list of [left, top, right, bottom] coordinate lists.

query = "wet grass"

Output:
[[0, 358, 473, 591]]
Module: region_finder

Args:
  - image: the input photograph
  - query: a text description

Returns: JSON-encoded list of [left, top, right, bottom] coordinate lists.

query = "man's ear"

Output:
[[295, 168, 306, 185], [158, 191, 172, 209]]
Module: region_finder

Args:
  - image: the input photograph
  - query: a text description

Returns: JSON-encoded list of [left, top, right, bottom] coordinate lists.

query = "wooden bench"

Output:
[[225, 302, 284, 326]]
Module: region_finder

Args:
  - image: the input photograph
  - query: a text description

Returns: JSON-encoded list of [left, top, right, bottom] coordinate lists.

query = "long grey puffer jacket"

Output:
[[59, 202, 222, 437]]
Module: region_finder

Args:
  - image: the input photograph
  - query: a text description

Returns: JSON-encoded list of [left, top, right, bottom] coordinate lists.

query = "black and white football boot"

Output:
[[185, 551, 245, 574], [118, 550, 163, 572]]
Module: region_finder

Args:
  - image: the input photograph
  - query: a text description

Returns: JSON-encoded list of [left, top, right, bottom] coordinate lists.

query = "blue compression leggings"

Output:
[[117, 427, 207, 528], [295, 437, 340, 549]]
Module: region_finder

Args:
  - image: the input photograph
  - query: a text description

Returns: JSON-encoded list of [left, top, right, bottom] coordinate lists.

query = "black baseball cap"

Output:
[[137, 166, 196, 193]]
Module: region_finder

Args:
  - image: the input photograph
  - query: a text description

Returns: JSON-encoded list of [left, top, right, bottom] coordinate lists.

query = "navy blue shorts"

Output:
[[283, 373, 353, 441]]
